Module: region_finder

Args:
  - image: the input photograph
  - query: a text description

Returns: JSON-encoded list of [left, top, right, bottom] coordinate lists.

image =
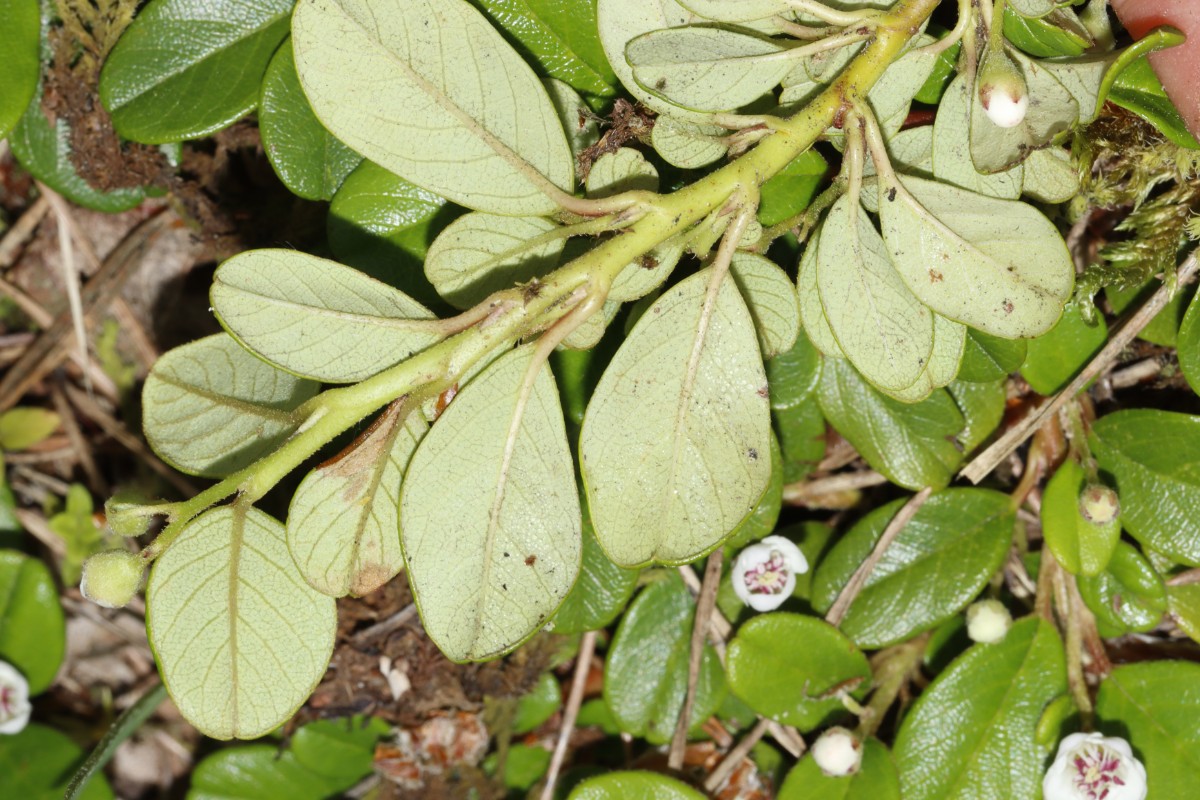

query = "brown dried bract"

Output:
[[577, 99, 656, 182]]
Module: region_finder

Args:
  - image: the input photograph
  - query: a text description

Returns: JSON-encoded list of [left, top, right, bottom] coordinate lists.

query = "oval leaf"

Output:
[[581, 267, 772, 567], [293, 0, 573, 215], [730, 252, 801, 360], [550, 510, 640, 634], [650, 117, 728, 169], [400, 345, 581, 662], [932, 74, 1023, 199], [568, 771, 706, 800], [147, 506, 336, 739], [1077, 541, 1167, 636], [212, 249, 438, 383], [778, 738, 901, 800], [1040, 459, 1119, 577], [0, 550, 66, 694], [0, 0, 39, 139], [797, 229, 846, 358], [143, 334, 319, 477]]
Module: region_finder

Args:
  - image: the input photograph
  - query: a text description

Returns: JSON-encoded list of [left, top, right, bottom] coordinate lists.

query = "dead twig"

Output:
[[51, 378, 106, 495], [669, 549, 723, 771], [349, 604, 417, 646], [0, 195, 49, 268], [783, 469, 888, 506], [703, 717, 770, 794], [540, 630, 597, 800]]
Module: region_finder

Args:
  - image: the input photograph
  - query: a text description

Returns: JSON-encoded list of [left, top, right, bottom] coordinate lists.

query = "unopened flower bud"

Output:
[[811, 727, 862, 777], [966, 599, 1012, 644], [0, 660, 31, 735], [1043, 732, 1147, 800], [80, 550, 146, 609], [1079, 484, 1119, 526], [105, 497, 153, 538], [978, 49, 1029, 129], [731, 535, 808, 612]]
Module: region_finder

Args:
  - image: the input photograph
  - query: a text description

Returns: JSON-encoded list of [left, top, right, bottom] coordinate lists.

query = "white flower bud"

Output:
[[811, 727, 862, 777], [80, 550, 146, 609], [978, 49, 1029, 129], [0, 660, 31, 735], [1043, 732, 1147, 800], [1079, 485, 1120, 526], [731, 535, 808, 612], [966, 599, 1012, 644]]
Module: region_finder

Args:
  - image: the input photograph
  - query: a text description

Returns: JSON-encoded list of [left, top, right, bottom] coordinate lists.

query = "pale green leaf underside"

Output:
[[869, 44, 937, 136], [424, 212, 566, 308], [212, 249, 438, 383], [884, 313, 965, 403], [581, 267, 772, 567], [797, 228, 846, 358], [650, 117, 728, 169], [545, 78, 600, 159], [586, 148, 659, 198], [677, 0, 791, 23], [292, 0, 573, 215], [609, 238, 685, 303], [401, 345, 581, 662], [1021, 146, 1079, 204], [730, 252, 800, 359], [933, 75, 1022, 200], [879, 174, 1072, 338], [143, 334, 319, 477], [147, 506, 336, 740], [288, 404, 426, 597], [627, 26, 791, 112], [818, 194, 933, 393]]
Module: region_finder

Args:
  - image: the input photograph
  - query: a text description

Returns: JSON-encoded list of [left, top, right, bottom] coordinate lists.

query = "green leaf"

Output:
[[1091, 410, 1200, 566], [818, 194, 934, 395], [0, 550, 66, 694], [259, 40, 362, 201], [1019, 300, 1106, 394], [0, 407, 60, 452], [627, 26, 790, 112], [469, 0, 616, 97], [947, 379, 1005, 454], [812, 489, 1014, 648], [147, 506, 336, 740], [293, 0, 574, 215], [1040, 459, 1119, 576], [817, 359, 963, 491], [401, 345, 580, 662], [189, 746, 343, 800], [895, 618, 1067, 800], [1008, 0, 1052, 16], [290, 717, 390, 782], [99, 0, 293, 142], [650, 117, 728, 169], [759, 150, 826, 227], [49, 485, 103, 586], [1077, 541, 1167, 636], [797, 228, 845, 359], [567, 771, 707, 800], [9, 93, 146, 213], [492, 743, 552, 790], [1109, 54, 1200, 150], [724, 434, 783, 552], [288, 404, 426, 597], [726, 613, 870, 731], [514, 672, 563, 734], [1106, 277, 1190, 348], [913, 37, 959, 105], [957, 328, 1026, 382], [585, 147, 658, 197], [778, 738, 901, 800], [1095, 662, 1200, 799], [730, 252, 800, 360], [767, 327, 821, 410], [1168, 583, 1200, 644], [675, 0, 789, 22], [142, 334, 319, 477], [878, 173, 1073, 338], [545, 78, 601, 158], [604, 573, 725, 745], [932, 75, 1023, 199], [775, 400, 826, 485], [425, 212, 566, 308], [212, 249, 439, 383], [1003, 7, 1090, 58], [866, 45, 938, 137], [1177, 288, 1200, 395], [1018, 145, 1077, 203], [550, 509, 639, 634], [1, 724, 113, 800], [581, 267, 772, 567], [0, 0, 39, 140], [1039, 54, 1112, 123]]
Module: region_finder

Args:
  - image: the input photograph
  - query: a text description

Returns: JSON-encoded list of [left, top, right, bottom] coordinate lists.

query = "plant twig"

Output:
[[350, 604, 417, 645], [783, 470, 887, 506], [540, 630, 597, 800], [669, 549, 724, 771], [826, 487, 933, 626], [961, 249, 1200, 483], [704, 717, 770, 793], [65, 682, 168, 800], [0, 195, 49, 268]]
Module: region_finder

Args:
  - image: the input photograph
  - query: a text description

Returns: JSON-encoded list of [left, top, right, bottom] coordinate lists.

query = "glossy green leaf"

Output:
[[293, 0, 574, 215], [1091, 410, 1200, 566], [0, 407, 60, 452], [147, 506, 337, 739], [628, 26, 789, 112], [550, 511, 639, 634], [1018, 300, 1106, 395], [878, 173, 1073, 338], [0, 550, 66, 694], [726, 613, 870, 731], [818, 194, 934, 394], [260, 40, 362, 200], [812, 489, 1014, 648], [948, 379, 1004, 454], [142, 334, 319, 477], [1003, 7, 1090, 59], [9, 94, 145, 213], [1077, 541, 1167, 635], [933, 76, 1023, 199], [759, 149, 826, 227], [288, 404, 425, 597], [0, 0, 39, 140], [581, 267, 771, 567], [1095, 662, 1200, 799], [1177, 287, 1200, 395], [213, 249, 439, 383], [568, 771, 706, 800], [470, 0, 617, 97], [1040, 459, 1119, 576], [1106, 277, 1190, 348], [1168, 583, 1200, 644], [99, 0, 292, 142], [895, 618, 1066, 800], [778, 738, 900, 800], [2, 724, 113, 800], [290, 717, 389, 782], [425, 212, 566, 308], [730, 252, 800, 360], [189, 747, 343, 800], [1109, 55, 1200, 150], [401, 345, 580, 662], [604, 574, 725, 745], [913, 37, 959, 105], [508, 672, 561, 735], [767, 327, 821, 410], [649, 116, 728, 169], [775, 398, 826, 485], [817, 359, 963, 490], [490, 743, 552, 790], [957, 328, 1026, 382]]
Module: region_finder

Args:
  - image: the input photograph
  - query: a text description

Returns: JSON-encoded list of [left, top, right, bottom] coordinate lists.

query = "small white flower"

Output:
[[811, 727, 862, 777], [966, 599, 1012, 644], [732, 535, 808, 612], [0, 660, 32, 735], [1043, 732, 1147, 800]]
